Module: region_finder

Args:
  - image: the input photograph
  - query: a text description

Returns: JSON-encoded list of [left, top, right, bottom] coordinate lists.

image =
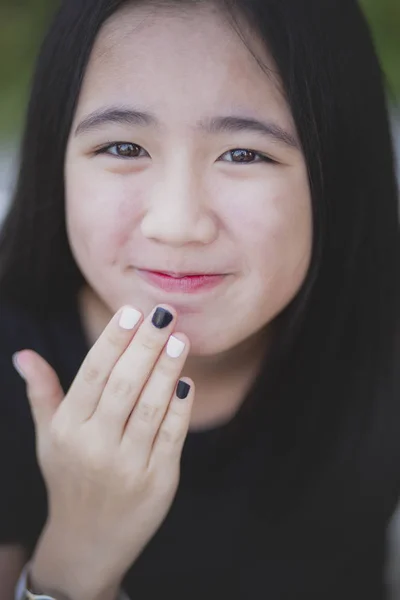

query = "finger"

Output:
[[121, 332, 190, 467], [62, 305, 142, 422], [149, 378, 194, 467], [12, 350, 64, 434], [94, 304, 177, 439]]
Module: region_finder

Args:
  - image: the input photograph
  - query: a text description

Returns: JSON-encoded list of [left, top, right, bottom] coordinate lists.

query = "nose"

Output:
[[140, 164, 217, 247]]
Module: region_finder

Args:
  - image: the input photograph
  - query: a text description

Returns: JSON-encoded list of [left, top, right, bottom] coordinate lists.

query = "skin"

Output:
[[64, 2, 312, 430], [9, 4, 313, 597]]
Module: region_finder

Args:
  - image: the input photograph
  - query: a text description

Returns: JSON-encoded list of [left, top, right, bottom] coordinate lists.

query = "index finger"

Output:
[[60, 306, 143, 422]]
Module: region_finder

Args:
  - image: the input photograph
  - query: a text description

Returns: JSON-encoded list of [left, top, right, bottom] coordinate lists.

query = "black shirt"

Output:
[[1, 297, 400, 599]]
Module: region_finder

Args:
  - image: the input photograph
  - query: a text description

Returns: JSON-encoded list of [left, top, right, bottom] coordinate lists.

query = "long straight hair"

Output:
[[1, 0, 400, 513]]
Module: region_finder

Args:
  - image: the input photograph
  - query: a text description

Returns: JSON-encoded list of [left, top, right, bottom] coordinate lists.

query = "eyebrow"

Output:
[[74, 106, 300, 150]]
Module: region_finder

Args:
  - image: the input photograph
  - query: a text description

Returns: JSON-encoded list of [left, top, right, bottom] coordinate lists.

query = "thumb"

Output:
[[12, 350, 64, 433]]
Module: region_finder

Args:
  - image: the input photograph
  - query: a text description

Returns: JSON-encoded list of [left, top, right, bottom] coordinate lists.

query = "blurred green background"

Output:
[[0, 0, 399, 138]]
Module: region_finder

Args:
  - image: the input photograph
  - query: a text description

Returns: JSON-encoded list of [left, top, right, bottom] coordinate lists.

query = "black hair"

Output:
[[1, 0, 400, 514]]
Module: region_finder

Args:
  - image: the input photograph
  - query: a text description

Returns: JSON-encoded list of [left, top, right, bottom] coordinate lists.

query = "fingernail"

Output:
[[152, 307, 174, 329], [176, 380, 190, 399], [119, 306, 141, 330], [166, 336, 185, 358], [12, 352, 26, 380]]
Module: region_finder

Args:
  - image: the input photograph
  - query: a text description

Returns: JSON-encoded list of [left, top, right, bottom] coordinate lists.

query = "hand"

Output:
[[13, 303, 194, 595]]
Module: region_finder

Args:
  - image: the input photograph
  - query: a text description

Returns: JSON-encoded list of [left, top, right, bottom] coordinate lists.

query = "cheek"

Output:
[[228, 181, 312, 296], [231, 192, 310, 255], [65, 168, 143, 259]]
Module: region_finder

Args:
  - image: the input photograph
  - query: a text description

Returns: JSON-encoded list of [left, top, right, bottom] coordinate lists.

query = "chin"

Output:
[[186, 332, 233, 357]]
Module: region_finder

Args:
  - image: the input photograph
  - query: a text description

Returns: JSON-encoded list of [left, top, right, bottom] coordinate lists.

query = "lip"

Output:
[[136, 269, 227, 294]]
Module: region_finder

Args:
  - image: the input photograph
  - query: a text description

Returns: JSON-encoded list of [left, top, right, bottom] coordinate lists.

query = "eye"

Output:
[[219, 148, 275, 164], [93, 143, 275, 164], [94, 142, 149, 159]]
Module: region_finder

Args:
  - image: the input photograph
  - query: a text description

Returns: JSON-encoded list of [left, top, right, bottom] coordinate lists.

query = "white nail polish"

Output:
[[119, 307, 141, 330], [166, 336, 185, 358]]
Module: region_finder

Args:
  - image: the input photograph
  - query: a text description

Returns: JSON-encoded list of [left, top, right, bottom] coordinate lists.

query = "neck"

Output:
[[78, 285, 269, 431]]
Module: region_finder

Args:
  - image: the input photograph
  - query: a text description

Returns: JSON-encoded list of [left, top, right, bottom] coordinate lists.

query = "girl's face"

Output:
[[65, 3, 312, 356]]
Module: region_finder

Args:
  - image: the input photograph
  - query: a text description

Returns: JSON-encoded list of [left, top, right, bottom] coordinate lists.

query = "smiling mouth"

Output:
[[142, 269, 224, 278], [136, 269, 227, 293]]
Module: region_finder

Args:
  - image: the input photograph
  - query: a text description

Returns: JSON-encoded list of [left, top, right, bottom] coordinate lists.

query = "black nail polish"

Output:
[[152, 307, 174, 329], [176, 380, 190, 399]]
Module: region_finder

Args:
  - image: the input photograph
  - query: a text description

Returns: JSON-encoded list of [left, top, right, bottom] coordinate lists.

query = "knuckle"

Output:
[[157, 358, 179, 378], [157, 425, 182, 446], [168, 400, 188, 418], [82, 447, 109, 473], [108, 375, 136, 399], [82, 359, 103, 385], [77, 433, 109, 471], [122, 470, 149, 495], [139, 332, 160, 352], [135, 401, 162, 424], [105, 328, 126, 349]]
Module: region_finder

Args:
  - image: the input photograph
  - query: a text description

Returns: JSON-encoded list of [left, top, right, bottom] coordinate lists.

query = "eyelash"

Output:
[[93, 142, 276, 165]]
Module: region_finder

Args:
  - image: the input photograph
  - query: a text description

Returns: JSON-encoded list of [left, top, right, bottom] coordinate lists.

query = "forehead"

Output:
[[75, 2, 291, 126]]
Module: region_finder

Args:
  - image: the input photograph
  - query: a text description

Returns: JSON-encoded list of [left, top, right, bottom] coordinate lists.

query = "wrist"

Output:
[[29, 523, 123, 600], [26, 565, 72, 600], [28, 565, 121, 600]]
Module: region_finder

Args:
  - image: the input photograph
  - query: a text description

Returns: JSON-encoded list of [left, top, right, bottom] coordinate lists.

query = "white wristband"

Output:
[[14, 561, 131, 600], [15, 562, 53, 600]]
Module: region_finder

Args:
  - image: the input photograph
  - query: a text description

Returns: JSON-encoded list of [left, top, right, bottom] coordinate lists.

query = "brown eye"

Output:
[[220, 148, 274, 164], [114, 143, 140, 157], [231, 149, 256, 162], [96, 142, 147, 159]]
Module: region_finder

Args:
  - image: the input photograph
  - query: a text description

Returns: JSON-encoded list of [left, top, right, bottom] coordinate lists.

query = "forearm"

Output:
[[28, 522, 124, 600]]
